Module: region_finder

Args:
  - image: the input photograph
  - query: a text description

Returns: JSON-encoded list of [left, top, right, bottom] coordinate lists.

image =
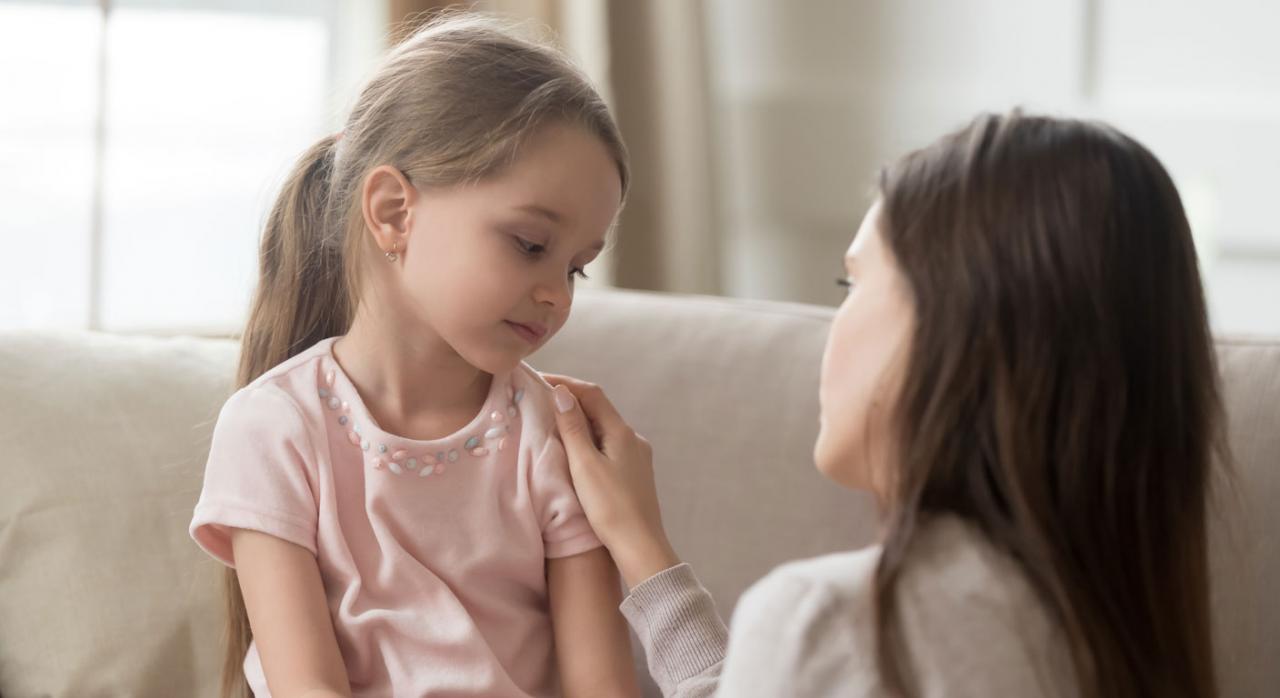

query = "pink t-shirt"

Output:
[[190, 337, 601, 697]]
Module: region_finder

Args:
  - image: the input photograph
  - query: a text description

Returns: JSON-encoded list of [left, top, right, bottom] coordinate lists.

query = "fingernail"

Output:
[[554, 384, 575, 413]]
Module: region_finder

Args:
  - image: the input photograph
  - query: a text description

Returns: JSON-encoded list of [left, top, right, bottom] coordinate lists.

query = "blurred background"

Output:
[[2, 0, 1277, 336]]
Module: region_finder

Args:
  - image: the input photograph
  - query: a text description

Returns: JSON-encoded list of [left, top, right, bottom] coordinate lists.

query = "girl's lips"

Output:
[[505, 320, 547, 344]]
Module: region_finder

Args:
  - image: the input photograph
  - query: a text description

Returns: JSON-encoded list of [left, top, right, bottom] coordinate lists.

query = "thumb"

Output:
[[552, 384, 597, 456]]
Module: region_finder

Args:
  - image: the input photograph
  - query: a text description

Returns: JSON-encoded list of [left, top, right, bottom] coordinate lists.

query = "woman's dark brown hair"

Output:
[[874, 112, 1221, 697]]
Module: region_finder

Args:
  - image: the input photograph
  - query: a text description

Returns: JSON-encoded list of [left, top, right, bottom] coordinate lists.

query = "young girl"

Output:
[[546, 111, 1223, 697], [189, 15, 638, 698]]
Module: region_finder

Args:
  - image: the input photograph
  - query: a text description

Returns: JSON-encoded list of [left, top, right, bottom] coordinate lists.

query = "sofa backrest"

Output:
[[1, 289, 1275, 697]]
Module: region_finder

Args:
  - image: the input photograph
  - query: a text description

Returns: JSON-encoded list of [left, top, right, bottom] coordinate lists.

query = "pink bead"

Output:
[[370, 458, 384, 470], [326, 370, 335, 386], [436, 464, 447, 475], [342, 401, 350, 412], [422, 455, 437, 466], [347, 431, 360, 445], [392, 450, 408, 461], [498, 438, 507, 451], [471, 447, 489, 457], [490, 410, 505, 422]]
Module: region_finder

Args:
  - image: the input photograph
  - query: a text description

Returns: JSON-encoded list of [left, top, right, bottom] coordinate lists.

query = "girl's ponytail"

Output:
[[221, 132, 349, 698], [236, 132, 350, 389]]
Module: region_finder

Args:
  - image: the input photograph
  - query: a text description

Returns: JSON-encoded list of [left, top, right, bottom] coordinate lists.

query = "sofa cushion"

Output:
[[0, 331, 237, 696]]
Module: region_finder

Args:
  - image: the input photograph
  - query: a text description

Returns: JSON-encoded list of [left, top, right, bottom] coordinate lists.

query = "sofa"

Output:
[[1, 288, 1276, 697]]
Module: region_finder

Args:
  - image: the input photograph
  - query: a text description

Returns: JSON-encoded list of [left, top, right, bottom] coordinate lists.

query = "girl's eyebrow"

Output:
[[512, 203, 605, 252], [515, 203, 562, 224]]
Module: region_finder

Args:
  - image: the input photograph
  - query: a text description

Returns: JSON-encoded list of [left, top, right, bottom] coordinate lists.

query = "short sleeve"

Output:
[[530, 434, 602, 559], [189, 385, 319, 567]]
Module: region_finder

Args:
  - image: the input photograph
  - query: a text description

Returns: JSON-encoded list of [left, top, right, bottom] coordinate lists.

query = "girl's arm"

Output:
[[232, 528, 351, 698], [547, 546, 642, 698]]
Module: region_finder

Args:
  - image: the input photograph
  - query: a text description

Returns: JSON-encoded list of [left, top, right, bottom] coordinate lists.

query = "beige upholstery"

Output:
[[1, 289, 1275, 697]]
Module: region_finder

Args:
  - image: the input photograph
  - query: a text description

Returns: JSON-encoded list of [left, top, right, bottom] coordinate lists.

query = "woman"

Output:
[[546, 112, 1222, 697]]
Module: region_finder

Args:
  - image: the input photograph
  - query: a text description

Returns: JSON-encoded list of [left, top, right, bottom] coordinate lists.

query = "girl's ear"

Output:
[[361, 165, 417, 253]]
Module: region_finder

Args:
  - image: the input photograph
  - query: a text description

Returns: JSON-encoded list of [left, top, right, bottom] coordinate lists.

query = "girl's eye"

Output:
[[515, 234, 588, 280], [515, 237, 547, 255]]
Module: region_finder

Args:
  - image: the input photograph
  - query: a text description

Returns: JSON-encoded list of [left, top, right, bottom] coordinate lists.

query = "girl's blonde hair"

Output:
[[221, 13, 628, 696]]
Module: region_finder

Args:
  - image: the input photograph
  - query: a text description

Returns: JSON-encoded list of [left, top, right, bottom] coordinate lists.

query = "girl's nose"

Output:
[[533, 273, 572, 309]]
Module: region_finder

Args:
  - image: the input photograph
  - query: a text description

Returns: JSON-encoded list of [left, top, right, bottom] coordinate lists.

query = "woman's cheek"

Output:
[[815, 316, 866, 485]]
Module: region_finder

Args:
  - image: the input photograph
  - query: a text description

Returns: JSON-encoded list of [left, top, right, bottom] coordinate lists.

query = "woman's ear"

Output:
[[361, 165, 417, 253]]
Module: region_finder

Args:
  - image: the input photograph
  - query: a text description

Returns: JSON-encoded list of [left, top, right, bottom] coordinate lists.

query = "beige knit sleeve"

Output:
[[619, 563, 728, 697]]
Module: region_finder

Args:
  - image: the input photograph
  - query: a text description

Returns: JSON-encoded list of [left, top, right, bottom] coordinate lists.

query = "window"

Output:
[[1, 0, 382, 334]]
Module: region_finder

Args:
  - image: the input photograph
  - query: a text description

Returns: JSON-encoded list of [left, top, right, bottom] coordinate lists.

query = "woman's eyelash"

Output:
[[571, 267, 590, 280], [836, 276, 853, 289]]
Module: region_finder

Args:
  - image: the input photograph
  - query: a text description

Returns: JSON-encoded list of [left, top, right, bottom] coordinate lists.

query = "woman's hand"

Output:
[[545, 374, 682, 588]]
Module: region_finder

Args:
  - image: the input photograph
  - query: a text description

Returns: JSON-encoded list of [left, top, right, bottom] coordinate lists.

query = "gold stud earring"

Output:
[[385, 241, 398, 262]]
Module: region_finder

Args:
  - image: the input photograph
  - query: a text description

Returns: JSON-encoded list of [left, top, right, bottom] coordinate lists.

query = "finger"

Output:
[[542, 374, 630, 437], [551, 384, 604, 461]]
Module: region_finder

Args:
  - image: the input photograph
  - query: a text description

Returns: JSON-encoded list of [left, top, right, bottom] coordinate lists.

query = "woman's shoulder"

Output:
[[739, 515, 1039, 621], [895, 515, 1047, 623], [730, 545, 883, 657], [727, 517, 1075, 696], [744, 545, 882, 616], [895, 516, 1077, 696], [718, 547, 883, 695]]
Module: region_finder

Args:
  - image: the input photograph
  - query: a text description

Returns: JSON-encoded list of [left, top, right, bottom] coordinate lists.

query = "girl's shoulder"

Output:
[[508, 362, 559, 440], [217, 337, 338, 437], [239, 336, 337, 394]]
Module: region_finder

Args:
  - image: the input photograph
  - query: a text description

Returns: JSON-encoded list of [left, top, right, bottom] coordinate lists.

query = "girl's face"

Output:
[[814, 200, 915, 495], [389, 123, 623, 374]]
